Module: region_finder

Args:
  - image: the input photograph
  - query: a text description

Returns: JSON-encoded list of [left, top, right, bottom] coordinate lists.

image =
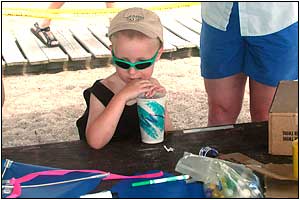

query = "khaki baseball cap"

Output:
[[108, 7, 163, 43]]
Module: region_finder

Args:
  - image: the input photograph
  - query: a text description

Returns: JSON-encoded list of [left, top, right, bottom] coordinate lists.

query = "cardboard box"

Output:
[[269, 81, 298, 155], [264, 177, 299, 198]]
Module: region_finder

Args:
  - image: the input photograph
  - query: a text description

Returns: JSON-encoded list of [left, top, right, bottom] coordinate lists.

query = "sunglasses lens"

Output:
[[135, 62, 153, 70], [115, 60, 130, 69]]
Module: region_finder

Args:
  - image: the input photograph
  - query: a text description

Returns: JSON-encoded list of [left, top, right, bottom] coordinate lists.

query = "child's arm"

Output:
[[85, 93, 126, 149], [164, 105, 174, 132], [85, 80, 154, 149]]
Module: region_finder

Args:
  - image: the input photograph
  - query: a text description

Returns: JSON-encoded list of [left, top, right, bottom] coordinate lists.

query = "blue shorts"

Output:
[[200, 3, 298, 87]]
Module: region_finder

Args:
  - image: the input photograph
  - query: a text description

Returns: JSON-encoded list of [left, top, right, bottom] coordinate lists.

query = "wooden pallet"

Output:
[[2, 14, 202, 76]]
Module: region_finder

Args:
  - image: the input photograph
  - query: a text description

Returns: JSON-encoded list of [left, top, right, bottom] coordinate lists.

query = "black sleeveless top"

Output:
[[76, 80, 141, 141]]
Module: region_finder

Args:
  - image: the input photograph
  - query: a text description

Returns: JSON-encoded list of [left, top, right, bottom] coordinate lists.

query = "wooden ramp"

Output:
[[2, 12, 202, 76]]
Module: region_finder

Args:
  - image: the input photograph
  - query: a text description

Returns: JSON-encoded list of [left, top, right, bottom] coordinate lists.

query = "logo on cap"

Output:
[[126, 15, 144, 22]]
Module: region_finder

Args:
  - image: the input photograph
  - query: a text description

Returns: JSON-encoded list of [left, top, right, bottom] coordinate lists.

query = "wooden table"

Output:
[[2, 121, 291, 191]]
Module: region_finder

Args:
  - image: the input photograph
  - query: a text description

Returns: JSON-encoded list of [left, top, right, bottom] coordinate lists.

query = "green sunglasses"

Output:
[[112, 50, 159, 70]]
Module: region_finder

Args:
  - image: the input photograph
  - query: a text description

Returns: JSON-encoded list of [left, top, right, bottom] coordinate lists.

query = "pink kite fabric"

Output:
[[7, 169, 163, 198]]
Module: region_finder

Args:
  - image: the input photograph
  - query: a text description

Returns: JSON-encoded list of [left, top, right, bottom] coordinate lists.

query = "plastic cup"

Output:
[[137, 93, 166, 144]]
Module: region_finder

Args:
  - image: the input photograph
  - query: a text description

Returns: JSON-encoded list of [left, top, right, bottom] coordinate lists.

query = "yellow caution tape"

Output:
[[148, 2, 200, 11], [3, 10, 68, 20], [2, 2, 200, 19]]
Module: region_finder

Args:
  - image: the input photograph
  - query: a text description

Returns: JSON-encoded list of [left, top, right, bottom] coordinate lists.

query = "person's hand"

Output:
[[144, 78, 166, 98], [118, 79, 154, 102]]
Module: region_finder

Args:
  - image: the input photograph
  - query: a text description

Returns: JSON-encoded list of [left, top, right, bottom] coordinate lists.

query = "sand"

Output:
[[2, 57, 251, 148], [2, 2, 252, 147]]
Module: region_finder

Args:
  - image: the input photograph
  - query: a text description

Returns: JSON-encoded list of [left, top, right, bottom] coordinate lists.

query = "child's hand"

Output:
[[118, 79, 154, 102], [144, 78, 166, 98]]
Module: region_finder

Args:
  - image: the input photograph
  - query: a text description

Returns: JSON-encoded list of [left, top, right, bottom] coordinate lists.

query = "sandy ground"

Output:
[[2, 2, 251, 147], [2, 57, 251, 148]]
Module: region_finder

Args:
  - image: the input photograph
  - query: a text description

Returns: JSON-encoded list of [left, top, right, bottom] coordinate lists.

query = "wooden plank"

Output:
[[2, 31, 27, 66], [2, 56, 25, 76], [14, 29, 49, 65], [32, 32, 69, 63], [39, 46, 69, 63], [70, 26, 110, 58], [160, 16, 200, 48], [87, 24, 111, 49], [2, 58, 6, 67], [178, 5, 202, 23], [190, 7, 202, 24], [193, 16, 202, 24], [162, 41, 176, 53], [51, 26, 91, 61], [176, 17, 202, 34], [163, 27, 195, 49], [161, 29, 177, 52]]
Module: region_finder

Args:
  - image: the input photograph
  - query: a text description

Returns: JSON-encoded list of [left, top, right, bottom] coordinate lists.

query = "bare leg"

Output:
[[106, 2, 115, 22], [40, 2, 65, 28], [2, 78, 4, 107], [31, 2, 64, 47], [249, 79, 276, 122], [105, 2, 115, 8], [204, 73, 247, 126]]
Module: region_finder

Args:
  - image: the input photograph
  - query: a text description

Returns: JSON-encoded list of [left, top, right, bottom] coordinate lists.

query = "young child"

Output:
[[77, 7, 173, 149]]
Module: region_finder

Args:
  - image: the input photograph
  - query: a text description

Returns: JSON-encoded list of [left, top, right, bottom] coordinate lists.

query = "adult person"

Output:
[[200, 2, 298, 126], [2, 78, 4, 107], [31, 2, 115, 47]]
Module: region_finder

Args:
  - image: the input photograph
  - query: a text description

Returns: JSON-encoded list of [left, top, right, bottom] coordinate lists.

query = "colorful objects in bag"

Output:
[[175, 152, 264, 198], [199, 146, 219, 158]]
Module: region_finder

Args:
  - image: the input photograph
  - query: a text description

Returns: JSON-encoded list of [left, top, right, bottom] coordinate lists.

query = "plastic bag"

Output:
[[175, 152, 263, 198]]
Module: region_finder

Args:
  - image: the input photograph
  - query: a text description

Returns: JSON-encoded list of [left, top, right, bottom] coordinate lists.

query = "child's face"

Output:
[[111, 34, 162, 83]]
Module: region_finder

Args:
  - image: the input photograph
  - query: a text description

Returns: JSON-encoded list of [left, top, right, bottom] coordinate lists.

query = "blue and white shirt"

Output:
[[201, 2, 298, 36]]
